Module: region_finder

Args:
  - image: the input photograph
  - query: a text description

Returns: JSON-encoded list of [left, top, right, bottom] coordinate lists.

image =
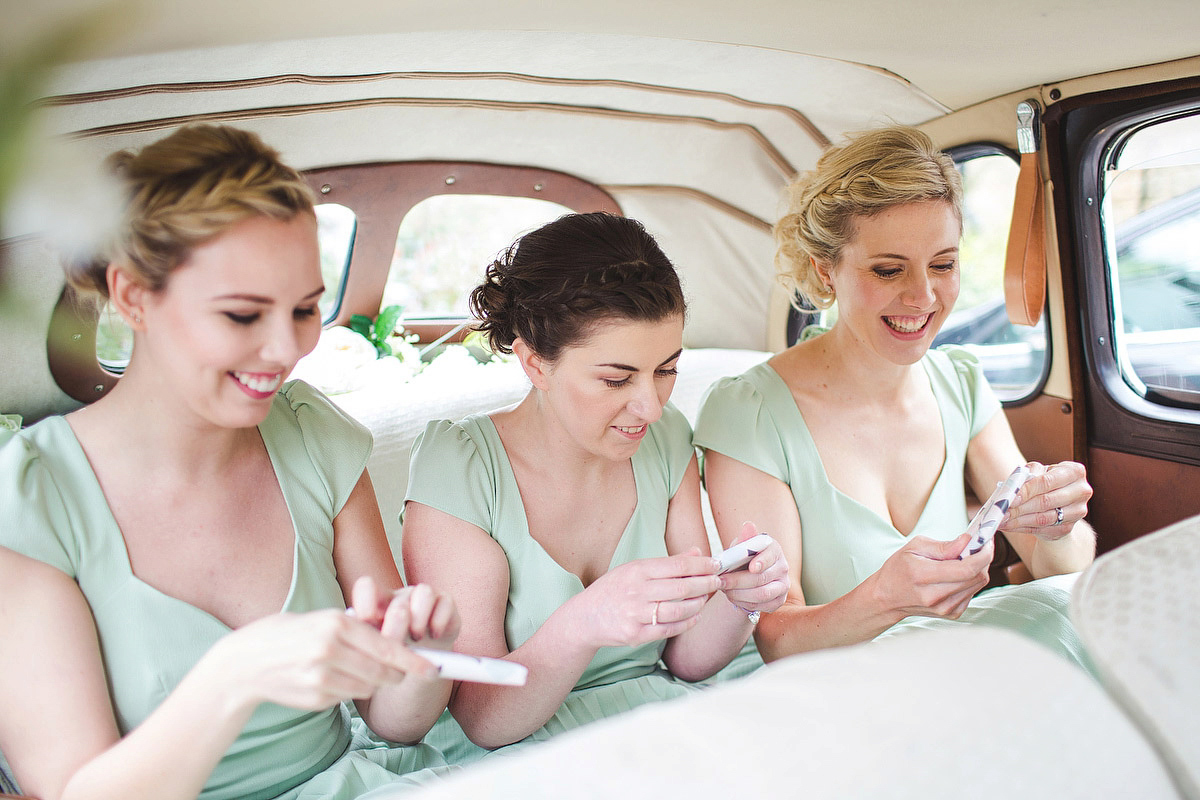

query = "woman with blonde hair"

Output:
[[0, 124, 459, 800], [696, 125, 1096, 664]]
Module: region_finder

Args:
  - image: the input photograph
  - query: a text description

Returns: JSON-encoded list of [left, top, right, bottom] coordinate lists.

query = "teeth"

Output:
[[884, 314, 930, 333], [233, 371, 282, 393], [616, 425, 645, 434]]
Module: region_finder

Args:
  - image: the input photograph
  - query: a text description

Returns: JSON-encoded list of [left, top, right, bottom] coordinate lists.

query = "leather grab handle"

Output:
[[1004, 151, 1047, 326]]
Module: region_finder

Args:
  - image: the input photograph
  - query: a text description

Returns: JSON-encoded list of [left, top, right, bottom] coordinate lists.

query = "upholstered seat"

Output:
[[1073, 513, 1200, 800]]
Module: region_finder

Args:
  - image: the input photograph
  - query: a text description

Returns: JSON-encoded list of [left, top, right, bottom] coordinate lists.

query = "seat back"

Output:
[[1072, 513, 1200, 800]]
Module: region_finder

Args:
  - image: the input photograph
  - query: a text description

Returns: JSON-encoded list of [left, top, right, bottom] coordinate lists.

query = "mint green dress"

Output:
[[407, 403, 747, 759], [693, 344, 1091, 669], [0, 381, 452, 799]]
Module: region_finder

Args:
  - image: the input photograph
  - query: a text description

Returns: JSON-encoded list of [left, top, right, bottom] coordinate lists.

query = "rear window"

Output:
[[385, 194, 573, 319]]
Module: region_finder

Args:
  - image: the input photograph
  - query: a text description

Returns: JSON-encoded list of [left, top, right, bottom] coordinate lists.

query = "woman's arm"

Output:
[[658, 457, 787, 681], [332, 471, 457, 743], [401, 500, 596, 748], [0, 548, 410, 800], [965, 414, 1096, 579], [702, 450, 992, 661], [401, 498, 720, 748]]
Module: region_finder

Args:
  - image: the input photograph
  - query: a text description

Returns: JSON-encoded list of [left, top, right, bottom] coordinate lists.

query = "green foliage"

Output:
[[348, 304, 406, 358]]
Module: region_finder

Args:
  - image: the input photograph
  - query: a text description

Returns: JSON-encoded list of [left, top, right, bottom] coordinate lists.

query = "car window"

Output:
[[316, 203, 356, 323], [1102, 111, 1200, 407], [384, 194, 574, 319], [935, 147, 1045, 401], [90, 202, 357, 370]]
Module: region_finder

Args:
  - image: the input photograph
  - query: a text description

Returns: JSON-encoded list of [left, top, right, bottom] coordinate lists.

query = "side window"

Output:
[[936, 147, 1046, 401], [315, 203, 355, 322], [385, 194, 573, 319], [91, 203, 356, 369], [1101, 112, 1200, 407]]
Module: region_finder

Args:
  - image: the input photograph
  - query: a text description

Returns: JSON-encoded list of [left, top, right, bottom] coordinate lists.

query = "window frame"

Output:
[[945, 142, 1051, 406], [1050, 77, 1200, 468], [300, 161, 622, 342]]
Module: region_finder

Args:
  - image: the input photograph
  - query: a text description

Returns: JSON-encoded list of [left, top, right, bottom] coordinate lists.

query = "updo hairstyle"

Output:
[[775, 125, 964, 309], [469, 212, 685, 362], [65, 124, 315, 303]]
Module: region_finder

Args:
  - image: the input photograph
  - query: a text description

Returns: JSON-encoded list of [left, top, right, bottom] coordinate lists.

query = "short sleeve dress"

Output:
[[405, 403, 707, 753], [0, 381, 452, 800], [693, 344, 1091, 670]]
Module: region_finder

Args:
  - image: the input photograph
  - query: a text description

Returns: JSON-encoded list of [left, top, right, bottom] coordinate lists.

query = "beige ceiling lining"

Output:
[[42, 70, 831, 149], [604, 185, 772, 234], [69, 96, 799, 178]]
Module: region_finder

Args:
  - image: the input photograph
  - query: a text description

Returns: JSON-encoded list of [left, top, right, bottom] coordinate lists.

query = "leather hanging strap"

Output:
[[1004, 105, 1047, 327]]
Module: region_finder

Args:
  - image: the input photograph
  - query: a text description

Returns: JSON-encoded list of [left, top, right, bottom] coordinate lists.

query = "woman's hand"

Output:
[[717, 522, 789, 615], [1003, 461, 1093, 541], [349, 576, 461, 652], [869, 534, 993, 620], [207, 608, 437, 714], [562, 551, 721, 649]]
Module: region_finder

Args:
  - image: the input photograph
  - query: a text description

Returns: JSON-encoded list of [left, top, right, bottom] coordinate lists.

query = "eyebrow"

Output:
[[596, 348, 683, 372], [868, 247, 959, 260], [213, 286, 325, 303]]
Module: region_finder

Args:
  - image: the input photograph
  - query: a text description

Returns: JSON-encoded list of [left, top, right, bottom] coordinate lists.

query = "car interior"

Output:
[[2, 1, 1199, 797]]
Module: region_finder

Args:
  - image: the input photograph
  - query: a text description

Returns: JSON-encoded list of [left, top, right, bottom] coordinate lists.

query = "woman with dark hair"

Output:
[[402, 212, 788, 753]]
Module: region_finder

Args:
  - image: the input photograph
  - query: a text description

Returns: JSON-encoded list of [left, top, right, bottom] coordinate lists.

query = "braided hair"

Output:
[[469, 212, 685, 361], [774, 125, 963, 310], [65, 124, 314, 303]]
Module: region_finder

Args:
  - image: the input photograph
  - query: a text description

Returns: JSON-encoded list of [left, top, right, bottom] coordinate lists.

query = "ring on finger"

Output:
[[651, 601, 660, 626], [1053, 507, 1064, 526]]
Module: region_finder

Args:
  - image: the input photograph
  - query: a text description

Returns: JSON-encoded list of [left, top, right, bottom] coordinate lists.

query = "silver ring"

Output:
[[651, 601, 659, 626], [1054, 507, 1064, 526]]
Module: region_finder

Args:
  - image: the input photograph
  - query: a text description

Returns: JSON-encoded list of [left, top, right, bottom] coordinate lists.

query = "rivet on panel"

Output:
[[445, 176, 457, 185], [72, 333, 82, 341], [320, 184, 332, 195], [94, 384, 105, 393], [1060, 403, 1071, 414], [533, 183, 544, 192]]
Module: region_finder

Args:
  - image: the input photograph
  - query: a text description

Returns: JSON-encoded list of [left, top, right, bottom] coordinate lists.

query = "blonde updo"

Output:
[[774, 125, 963, 310], [65, 124, 314, 303]]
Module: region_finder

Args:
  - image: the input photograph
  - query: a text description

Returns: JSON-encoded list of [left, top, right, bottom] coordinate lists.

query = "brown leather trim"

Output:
[[1087, 446, 1200, 553], [41, 70, 830, 148], [1003, 394, 1076, 467], [602, 184, 773, 233], [46, 286, 119, 404], [41, 161, 619, 401], [303, 161, 622, 324], [1003, 151, 1047, 326], [68, 96, 798, 179]]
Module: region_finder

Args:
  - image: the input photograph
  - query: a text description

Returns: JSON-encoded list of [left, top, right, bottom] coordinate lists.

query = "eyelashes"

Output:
[[223, 306, 319, 325], [602, 367, 678, 388]]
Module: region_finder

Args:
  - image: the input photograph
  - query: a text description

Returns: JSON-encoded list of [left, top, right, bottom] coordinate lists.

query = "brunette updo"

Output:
[[775, 125, 963, 310], [64, 124, 314, 303], [469, 212, 685, 362]]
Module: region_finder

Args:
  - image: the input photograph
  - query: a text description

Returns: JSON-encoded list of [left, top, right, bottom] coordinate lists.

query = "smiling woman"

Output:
[[401, 213, 789, 760], [697, 125, 1097, 665], [0, 124, 464, 800]]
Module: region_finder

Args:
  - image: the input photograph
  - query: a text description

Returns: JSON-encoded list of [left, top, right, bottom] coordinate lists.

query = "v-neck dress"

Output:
[[693, 345, 1091, 669], [405, 403, 705, 753], [0, 380, 451, 800]]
